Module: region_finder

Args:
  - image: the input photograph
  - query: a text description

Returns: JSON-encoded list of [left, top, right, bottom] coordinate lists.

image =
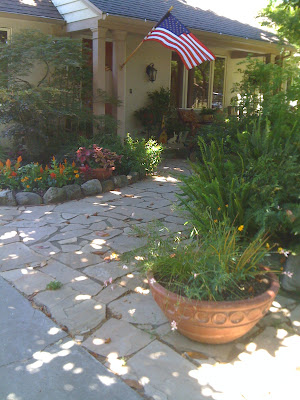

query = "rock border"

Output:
[[0, 172, 142, 206]]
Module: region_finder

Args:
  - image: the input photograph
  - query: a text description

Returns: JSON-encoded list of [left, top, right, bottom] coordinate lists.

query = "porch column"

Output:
[[91, 26, 107, 117], [112, 30, 127, 139]]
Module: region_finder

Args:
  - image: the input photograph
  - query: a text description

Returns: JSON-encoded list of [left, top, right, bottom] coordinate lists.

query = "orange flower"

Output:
[[59, 168, 64, 175], [6, 159, 11, 168], [64, 159, 67, 164], [11, 171, 17, 176], [26, 185, 30, 188], [214, 219, 218, 223], [75, 174, 79, 178], [45, 165, 49, 171], [72, 161, 76, 167], [17, 156, 22, 163], [40, 166, 44, 173], [0, 161, 3, 168], [52, 156, 55, 161]]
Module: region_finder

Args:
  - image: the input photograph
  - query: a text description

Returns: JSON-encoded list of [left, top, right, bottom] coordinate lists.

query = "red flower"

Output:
[[11, 171, 17, 176], [50, 172, 56, 179]]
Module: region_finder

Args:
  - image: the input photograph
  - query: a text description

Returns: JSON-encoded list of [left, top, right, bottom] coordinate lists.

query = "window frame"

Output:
[[179, 55, 227, 109], [0, 28, 12, 43]]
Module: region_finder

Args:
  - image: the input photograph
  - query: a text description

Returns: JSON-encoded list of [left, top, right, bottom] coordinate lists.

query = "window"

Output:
[[0, 28, 11, 43], [171, 53, 226, 109]]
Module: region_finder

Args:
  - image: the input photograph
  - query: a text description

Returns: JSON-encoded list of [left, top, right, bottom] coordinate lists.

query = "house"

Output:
[[0, 0, 283, 138]]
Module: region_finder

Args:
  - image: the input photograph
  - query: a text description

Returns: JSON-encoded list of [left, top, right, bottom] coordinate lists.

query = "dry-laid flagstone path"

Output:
[[1, 159, 300, 400]]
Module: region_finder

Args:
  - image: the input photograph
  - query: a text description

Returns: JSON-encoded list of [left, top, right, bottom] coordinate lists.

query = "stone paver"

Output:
[[1, 159, 300, 400], [123, 340, 207, 400], [94, 284, 127, 305], [34, 286, 106, 335], [0, 225, 19, 245], [83, 261, 135, 282], [109, 292, 168, 325], [83, 318, 153, 357], [0, 242, 44, 271], [1, 267, 54, 295], [53, 251, 102, 269]]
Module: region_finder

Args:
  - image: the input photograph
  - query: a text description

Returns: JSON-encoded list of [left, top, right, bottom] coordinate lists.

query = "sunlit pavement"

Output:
[[1, 159, 300, 400]]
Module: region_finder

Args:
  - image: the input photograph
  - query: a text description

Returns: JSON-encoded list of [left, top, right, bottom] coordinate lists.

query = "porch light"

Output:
[[146, 63, 157, 82]]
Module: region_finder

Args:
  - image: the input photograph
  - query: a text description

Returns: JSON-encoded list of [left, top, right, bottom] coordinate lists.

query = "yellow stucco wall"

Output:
[[125, 33, 172, 134]]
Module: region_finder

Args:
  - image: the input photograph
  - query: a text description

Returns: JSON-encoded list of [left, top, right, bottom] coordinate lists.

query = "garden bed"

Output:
[[0, 171, 142, 207]]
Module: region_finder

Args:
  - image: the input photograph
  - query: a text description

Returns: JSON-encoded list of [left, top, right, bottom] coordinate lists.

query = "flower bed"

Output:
[[0, 155, 141, 206]]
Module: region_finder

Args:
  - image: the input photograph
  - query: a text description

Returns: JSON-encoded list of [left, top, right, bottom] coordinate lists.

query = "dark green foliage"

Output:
[[134, 87, 185, 136]]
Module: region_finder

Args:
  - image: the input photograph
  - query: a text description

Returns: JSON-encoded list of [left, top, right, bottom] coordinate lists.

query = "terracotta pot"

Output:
[[79, 167, 113, 181], [148, 271, 279, 344]]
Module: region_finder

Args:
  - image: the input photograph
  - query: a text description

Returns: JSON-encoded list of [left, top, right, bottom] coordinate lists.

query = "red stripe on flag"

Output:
[[148, 30, 199, 67], [146, 37, 193, 69], [189, 33, 215, 60]]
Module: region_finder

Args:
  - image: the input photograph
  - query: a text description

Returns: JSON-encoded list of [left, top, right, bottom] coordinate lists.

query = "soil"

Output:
[[154, 273, 271, 302]]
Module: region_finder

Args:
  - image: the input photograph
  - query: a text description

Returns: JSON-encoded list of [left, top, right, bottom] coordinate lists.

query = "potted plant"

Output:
[[131, 215, 279, 344], [200, 107, 215, 123], [76, 145, 122, 180]]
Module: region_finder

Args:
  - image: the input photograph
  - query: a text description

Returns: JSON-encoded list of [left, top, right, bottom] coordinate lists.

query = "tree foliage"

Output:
[[0, 30, 93, 161], [259, 0, 300, 47]]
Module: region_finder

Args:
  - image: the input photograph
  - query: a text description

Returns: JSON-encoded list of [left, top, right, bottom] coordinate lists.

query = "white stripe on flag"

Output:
[[155, 28, 204, 66], [147, 33, 194, 68]]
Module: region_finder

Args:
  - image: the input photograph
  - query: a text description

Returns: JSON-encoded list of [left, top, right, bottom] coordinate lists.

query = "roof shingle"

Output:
[[90, 0, 277, 43], [0, 0, 63, 21]]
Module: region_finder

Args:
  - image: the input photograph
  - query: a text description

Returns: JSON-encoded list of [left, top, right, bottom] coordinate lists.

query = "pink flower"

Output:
[[171, 320, 177, 331]]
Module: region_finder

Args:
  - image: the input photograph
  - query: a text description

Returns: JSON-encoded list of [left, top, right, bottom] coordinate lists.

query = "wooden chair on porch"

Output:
[[177, 109, 201, 136]]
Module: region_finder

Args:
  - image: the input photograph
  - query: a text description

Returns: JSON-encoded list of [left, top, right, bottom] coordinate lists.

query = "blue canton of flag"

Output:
[[145, 12, 215, 69]]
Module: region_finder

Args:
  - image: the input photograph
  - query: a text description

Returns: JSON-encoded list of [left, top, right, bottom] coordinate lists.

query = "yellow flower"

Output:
[[277, 247, 283, 254], [214, 219, 218, 223], [75, 174, 79, 178], [225, 204, 228, 208], [74, 170, 78, 173], [217, 207, 221, 211], [266, 243, 270, 249], [238, 225, 244, 232], [34, 178, 37, 182]]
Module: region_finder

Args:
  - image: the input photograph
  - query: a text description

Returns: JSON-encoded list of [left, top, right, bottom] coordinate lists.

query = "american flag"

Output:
[[144, 12, 215, 70]]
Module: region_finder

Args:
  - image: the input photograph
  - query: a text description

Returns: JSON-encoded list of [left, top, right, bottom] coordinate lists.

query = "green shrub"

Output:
[[117, 134, 163, 176]]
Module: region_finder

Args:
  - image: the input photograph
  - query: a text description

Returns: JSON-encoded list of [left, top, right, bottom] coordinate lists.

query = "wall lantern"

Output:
[[146, 63, 157, 82]]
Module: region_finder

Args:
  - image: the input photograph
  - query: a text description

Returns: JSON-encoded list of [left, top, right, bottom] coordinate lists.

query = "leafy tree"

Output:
[[0, 30, 93, 161], [259, 0, 300, 47]]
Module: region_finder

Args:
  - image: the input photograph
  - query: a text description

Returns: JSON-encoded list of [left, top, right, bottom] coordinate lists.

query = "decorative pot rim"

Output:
[[147, 268, 280, 310]]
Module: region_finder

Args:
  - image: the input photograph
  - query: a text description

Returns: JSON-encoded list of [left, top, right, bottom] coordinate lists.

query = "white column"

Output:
[[91, 26, 107, 117], [112, 30, 127, 139]]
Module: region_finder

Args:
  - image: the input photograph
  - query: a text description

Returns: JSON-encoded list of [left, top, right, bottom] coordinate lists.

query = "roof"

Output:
[[89, 0, 277, 43], [0, 0, 63, 21]]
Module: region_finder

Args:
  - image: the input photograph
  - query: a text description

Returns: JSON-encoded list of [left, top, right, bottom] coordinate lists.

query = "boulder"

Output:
[[112, 175, 128, 188], [101, 179, 114, 193], [127, 172, 139, 185], [81, 179, 102, 196], [16, 192, 42, 206], [43, 187, 66, 204], [0, 190, 17, 206], [63, 184, 82, 200], [281, 254, 300, 292]]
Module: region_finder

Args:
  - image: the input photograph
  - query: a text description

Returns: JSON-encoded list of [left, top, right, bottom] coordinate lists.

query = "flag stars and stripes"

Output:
[[145, 12, 215, 70]]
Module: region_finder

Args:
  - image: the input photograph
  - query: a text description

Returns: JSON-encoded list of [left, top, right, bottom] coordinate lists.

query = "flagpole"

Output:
[[120, 6, 173, 69]]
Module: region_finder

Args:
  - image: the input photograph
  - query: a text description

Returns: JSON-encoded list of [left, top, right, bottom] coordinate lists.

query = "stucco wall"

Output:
[[125, 33, 172, 134]]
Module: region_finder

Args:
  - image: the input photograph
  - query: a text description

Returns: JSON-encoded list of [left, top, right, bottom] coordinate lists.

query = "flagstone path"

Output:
[[1, 159, 300, 400]]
